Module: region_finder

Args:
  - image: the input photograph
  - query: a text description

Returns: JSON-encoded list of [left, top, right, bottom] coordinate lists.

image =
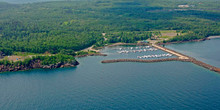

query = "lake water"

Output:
[[0, 39, 220, 110], [166, 38, 220, 68]]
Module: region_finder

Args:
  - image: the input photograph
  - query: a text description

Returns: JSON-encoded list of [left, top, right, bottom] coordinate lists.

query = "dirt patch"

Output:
[[7, 56, 28, 62], [161, 32, 177, 37], [83, 45, 100, 52]]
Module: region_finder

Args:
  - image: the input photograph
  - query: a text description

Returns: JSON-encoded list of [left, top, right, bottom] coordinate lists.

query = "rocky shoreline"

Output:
[[157, 38, 207, 45], [75, 53, 107, 58], [0, 60, 79, 73]]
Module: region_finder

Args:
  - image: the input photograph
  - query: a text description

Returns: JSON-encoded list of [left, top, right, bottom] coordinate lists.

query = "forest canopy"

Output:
[[0, 0, 220, 55]]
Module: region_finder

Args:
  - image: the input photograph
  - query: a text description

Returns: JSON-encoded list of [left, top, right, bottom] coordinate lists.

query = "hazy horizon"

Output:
[[0, 0, 87, 4]]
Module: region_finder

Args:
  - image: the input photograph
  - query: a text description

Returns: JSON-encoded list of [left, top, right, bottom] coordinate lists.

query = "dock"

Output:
[[152, 44, 189, 60]]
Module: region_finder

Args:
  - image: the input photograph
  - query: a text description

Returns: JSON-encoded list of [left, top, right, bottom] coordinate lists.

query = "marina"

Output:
[[116, 46, 151, 50], [116, 46, 158, 54], [117, 48, 158, 54], [102, 43, 220, 74], [137, 54, 172, 59]]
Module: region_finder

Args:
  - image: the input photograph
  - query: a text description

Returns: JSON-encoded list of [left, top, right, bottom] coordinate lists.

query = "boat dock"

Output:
[[152, 44, 189, 60]]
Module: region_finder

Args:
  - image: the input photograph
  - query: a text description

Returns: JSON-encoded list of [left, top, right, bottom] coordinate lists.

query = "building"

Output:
[[178, 5, 190, 8], [102, 33, 106, 36]]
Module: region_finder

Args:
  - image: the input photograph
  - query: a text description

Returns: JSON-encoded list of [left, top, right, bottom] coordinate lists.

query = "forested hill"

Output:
[[0, 0, 87, 4], [0, 0, 220, 55], [0, 0, 61, 4]]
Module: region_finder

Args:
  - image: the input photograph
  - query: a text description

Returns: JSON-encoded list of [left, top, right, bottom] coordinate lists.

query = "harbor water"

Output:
[[0, 39, 220, 110]]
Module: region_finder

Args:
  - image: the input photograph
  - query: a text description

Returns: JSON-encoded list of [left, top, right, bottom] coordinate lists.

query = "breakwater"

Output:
[[102, 58, 181, 63], [190, 58, 220, 73], [101, 58, 220, 73]]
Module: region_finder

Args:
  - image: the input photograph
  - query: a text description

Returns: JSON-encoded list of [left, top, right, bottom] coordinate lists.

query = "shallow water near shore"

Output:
[[0, 39, 220, 110]]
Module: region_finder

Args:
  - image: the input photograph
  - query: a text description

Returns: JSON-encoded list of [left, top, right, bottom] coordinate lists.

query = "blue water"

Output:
[[166, 39, 220, 68], [0, 39, 220, 110]]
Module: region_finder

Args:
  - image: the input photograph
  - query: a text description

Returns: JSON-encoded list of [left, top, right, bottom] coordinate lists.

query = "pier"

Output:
[[152, 44, 189, 60], [101, 44, 220, 74]]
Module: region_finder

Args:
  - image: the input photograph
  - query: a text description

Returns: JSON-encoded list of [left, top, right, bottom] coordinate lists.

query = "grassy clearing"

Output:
[[13, 52, 48, 57], [0, 52, 53, 62], [76, 50, 97, 56], [160, 30, 177, 38]]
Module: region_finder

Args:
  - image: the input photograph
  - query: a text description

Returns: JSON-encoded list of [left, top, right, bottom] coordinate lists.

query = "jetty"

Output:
[[101, 44, 220, 74]]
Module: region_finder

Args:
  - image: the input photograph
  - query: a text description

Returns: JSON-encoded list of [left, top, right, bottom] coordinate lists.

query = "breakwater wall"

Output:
[[190, 58, 220, 73], [101, 58, 220, 74], [102, 58, 180, 63]]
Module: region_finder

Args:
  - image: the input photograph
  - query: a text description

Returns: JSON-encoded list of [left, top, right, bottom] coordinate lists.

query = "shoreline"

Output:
[[88, 37, 213, 52], [89, 42, 151, 52], [157, 38, 207, 45], [157, 36, 219, 45], [75, 53, 107, 58], [107, 42, 150, 47], [0, 60, 79, 73]]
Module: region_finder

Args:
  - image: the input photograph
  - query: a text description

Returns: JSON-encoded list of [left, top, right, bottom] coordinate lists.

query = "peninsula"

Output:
[[0, 55, 79, 73]]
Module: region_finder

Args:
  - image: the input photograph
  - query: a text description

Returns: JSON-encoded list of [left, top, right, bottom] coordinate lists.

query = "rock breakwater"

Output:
[[101, 58, 220, 74]]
